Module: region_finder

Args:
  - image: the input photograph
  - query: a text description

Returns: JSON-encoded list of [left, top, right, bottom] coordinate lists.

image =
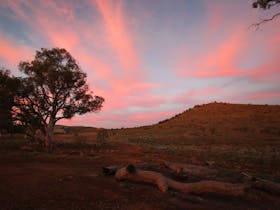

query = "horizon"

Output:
[[1, 0, 280, 128], [57, 101, 280, 129]]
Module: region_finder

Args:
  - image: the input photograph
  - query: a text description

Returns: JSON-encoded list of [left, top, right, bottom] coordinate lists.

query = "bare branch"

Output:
[[250, 12, 280, 29], [40, 85, 52, 106]]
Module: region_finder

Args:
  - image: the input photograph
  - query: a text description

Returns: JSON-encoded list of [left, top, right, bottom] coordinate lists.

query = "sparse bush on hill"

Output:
[[96, 129, 109, 143]]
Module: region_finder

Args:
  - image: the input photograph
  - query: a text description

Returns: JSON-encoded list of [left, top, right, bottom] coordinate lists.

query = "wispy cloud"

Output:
[[0, 0, 279, 127], [0, 32, 34, 70], [94, 0, 140, 80]]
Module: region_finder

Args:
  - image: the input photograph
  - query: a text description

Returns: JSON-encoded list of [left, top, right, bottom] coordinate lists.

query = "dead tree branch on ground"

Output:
[[161, 160, 218, 178], [114, 164, 246, 196]]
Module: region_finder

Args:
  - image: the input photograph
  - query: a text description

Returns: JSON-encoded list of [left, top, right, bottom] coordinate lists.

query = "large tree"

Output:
[[16, 48, 104, 149]]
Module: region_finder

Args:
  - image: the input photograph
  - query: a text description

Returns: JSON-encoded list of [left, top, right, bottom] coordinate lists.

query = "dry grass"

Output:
[[1, 102, 279, 180], [112, 102, 280, 181], [1, 102, 280, 209]]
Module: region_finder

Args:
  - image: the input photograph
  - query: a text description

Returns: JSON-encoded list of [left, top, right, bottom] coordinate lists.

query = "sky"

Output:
[[0, 0, 279, 128]]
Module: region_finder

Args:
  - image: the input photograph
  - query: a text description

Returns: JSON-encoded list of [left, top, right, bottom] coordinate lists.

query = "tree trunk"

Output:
[[44, 121, 55, 151], [45, 131, 53, 151]]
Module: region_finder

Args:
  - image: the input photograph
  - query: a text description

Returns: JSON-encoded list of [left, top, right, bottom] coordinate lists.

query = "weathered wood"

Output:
[[242, 172, 280, 195], [102, 165, 123, 176], [115, 164, 246, 196], [162, 160, 218, 178], [205, 160, 215, 166], [102, 163, 148, 176]]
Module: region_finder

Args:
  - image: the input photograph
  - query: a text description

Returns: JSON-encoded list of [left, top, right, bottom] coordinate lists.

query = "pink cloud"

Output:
[[247, 91, 280, 101], [94, 0, 141, 80], [199, 33, 247, 77], [177, 30, 249, 78], [2, 0, 280, 128], [126, 95, 166, 108], [26, 1, 79, 51], [127, 110, 172, 122], [172, 87, 222, 105], [176, 19, 280, 84], [229, 88, 280, 104], [205, 2, 225, 33], [61, 109, 174, 128], [28, 0, 159, 115], [243, 29, 280, 83], [247, 61, 280, 83], [0, 32, 34, 70]]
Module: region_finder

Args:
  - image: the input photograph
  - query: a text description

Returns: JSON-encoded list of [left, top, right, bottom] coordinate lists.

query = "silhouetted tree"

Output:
[[16, 48, 104, 150], [252, 0, 280, 27], [0, 69, 20, 135]]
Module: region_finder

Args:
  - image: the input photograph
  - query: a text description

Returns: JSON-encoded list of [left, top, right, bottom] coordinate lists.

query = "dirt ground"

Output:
[[1, 140, 279, 210]]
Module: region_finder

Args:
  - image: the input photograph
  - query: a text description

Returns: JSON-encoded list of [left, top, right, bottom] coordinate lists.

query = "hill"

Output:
[[113, 102, 280, 179], [158, 102, 280, 140], [116, 102, 280, 144], [1, 102, 280, 209]]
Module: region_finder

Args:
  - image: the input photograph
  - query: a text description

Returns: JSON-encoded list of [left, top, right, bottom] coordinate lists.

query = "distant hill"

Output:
[[55, 125, 98, 134], [159, 102, 279, 130], [118, 102, 280, 144], [57, 102, 280, 144]]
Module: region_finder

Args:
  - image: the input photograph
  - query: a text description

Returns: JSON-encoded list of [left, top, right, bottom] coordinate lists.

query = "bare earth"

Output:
[[0, 141, 279, 210], [1, 103, 280, 209]]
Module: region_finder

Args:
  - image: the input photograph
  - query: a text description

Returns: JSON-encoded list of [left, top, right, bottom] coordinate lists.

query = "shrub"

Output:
[[96, 129, 109, 143]]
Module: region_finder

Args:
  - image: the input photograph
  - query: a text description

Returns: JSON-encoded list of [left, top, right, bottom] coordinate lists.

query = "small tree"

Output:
[[15, 48, 104, 150], [96, 129, 109, 144]]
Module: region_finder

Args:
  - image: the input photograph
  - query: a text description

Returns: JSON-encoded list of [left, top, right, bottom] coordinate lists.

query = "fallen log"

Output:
[[102, 165, 123, 176], [162, 160, 218, 178], [242, 172, 280, 195], [102, 163, 149, 176], [115, 164, 246, 196], [205, 160, 215, 166]]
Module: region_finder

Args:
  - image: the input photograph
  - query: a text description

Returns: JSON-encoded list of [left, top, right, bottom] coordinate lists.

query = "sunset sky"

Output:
[[0, 0, 279, 128]]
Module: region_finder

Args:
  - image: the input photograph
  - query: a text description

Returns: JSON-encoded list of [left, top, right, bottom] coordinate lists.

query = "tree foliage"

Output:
[[251, 0, 280, 27], [252, 0, 280, 9], [0, 69, 20, 133], [15, 48, 104, 148]]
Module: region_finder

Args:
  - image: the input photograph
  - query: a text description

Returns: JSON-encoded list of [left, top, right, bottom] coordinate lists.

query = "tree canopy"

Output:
[[14, 48, 104, 148]]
